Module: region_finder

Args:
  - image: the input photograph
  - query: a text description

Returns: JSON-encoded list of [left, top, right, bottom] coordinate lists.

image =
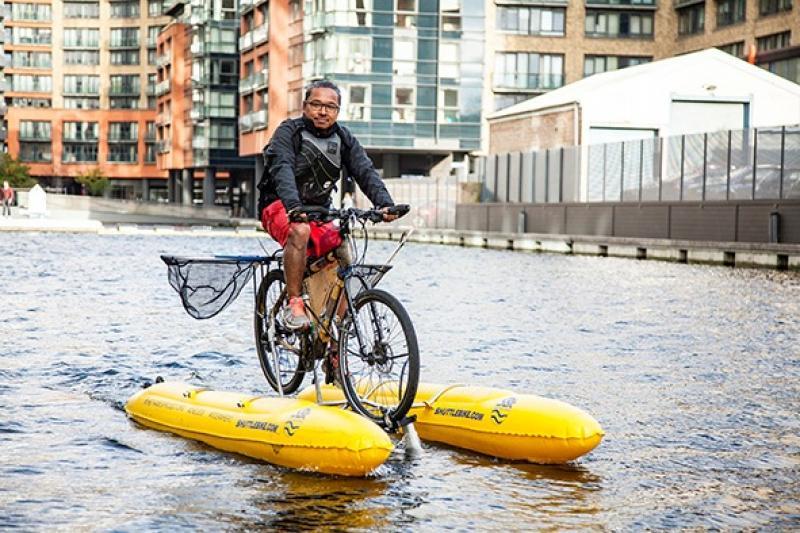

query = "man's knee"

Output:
[[287, 223, 311, 245]]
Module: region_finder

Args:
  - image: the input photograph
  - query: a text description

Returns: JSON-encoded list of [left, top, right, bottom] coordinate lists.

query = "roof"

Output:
[[487, 48, 800, 121]]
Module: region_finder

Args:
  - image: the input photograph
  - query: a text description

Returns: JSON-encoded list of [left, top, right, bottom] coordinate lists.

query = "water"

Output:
[[1, 232, 799, 529]]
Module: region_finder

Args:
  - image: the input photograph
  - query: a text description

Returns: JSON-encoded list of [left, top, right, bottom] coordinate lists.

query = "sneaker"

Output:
[[279, 296, 311, 331]]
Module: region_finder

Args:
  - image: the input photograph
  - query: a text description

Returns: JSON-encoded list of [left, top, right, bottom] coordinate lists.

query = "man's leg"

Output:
[[283, 222, 310, 299]]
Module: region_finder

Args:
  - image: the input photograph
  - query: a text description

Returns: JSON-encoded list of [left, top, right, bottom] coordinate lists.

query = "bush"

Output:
[[0, 153, 35, 188], [75, 168, 110, 197]]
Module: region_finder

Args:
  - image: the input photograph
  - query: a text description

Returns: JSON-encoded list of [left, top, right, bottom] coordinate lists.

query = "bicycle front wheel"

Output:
[[254, 269, 306, 394], [338, 288, 419, 428]]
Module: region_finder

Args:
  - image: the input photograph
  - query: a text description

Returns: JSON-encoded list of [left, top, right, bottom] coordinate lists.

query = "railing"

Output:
[[155, 79, 170, 96], [252, 23, 268, 45], [252, 109, 267, 129], [493, 72, 564, 91], [481, 125, 800, 204], [239, 31, 253, 51], [239, 113, 253, 132], [353, 176, 464, 229]]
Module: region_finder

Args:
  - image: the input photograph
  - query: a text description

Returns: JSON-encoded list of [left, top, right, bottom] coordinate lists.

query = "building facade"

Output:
[[155, 0, 252, 210], [487, 0, 797, 115], [3, 0, 171, 197]]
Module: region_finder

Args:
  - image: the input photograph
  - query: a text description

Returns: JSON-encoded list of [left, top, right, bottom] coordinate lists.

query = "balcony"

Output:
[[493, 72, 564, 91], [586, 0, 656, 7], [108, 133, 138, 143], [156, 112, 171, 125], [109, 86, 140, 96], [0, 104, 8, 116], [19, 130, 51, 142], [109, 40, 140, 50], [252, 23, 268, 45], [63, 40, 99, 50], [156, 53, 171, 67], [308, 12, 327, 34], [191, 136, 208, 149], [240, 69, 269, 93], [158, 140, 171, 153], [155, 79, 171, 96], [252, 109, 267, 129], [240, 0, 254, 12], [63, 134, 99, 142], [239, 31, 253, 51], [238, 113, 253, 132]]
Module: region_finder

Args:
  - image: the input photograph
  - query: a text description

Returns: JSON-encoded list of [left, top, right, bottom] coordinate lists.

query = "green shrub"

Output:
[[75, 168, 110, 197]]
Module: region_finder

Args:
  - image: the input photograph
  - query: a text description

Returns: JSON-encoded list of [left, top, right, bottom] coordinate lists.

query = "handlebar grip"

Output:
[[387, 204, 410, 218], [288, 205, 331, 222]]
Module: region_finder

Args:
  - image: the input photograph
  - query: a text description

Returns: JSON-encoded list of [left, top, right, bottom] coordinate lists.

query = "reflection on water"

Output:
[[1, 233, 799, 529]]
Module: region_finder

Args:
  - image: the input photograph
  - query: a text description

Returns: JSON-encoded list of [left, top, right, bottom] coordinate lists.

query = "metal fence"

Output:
[[483, 124, 800, 203], [353, 176, 461, 229]]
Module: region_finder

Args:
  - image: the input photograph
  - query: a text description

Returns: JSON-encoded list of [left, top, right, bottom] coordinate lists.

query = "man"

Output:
[[258, 80, 398, 330]]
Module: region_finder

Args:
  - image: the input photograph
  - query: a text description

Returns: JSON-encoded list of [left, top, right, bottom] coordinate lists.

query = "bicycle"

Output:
[[253, 205, 420, 431]]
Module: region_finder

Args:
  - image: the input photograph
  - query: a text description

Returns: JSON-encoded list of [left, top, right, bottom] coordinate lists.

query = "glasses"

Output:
[[305, 100, 340, 113]]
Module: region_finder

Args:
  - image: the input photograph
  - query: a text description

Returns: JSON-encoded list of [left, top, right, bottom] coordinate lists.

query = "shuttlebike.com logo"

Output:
[[284, 407, 312, 437], [491, 397, 517, 425]]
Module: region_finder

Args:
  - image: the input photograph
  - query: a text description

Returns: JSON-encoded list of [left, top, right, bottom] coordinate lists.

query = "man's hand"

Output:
[[381, 207, 399, 222], [287, 208, 309, 223]]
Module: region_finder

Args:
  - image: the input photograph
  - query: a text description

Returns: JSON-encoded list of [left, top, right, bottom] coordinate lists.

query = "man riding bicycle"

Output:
[[257, 79, 399, 331]]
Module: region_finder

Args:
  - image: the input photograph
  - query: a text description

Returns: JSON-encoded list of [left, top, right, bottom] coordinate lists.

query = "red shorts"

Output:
[[261, 200, 342, 259]]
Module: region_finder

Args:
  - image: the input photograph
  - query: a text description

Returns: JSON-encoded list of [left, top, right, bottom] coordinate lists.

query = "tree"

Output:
[[75, 167, 110, 197], [0, 153, 35, 188]]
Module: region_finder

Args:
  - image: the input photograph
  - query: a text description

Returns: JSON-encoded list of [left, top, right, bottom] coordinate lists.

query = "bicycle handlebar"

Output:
[[288, 204, 410, 224]]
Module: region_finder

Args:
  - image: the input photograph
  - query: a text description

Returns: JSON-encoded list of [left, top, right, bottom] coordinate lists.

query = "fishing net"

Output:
[[161, 255, 268, 320]]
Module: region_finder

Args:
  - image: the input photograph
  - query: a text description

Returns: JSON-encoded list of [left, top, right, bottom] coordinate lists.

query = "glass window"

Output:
[[12, 51, 52, 68], [64, 97, 100, 109], [345, 85, 369, 120], [678, 4, 705, 35], [64, 1, 99, 18], [19, 143, 52, 162], [494, 52, 564, 90], [716, 0, 745, 26], [111, 0, 139, 18], [19, 120, 51, 140], [759, 0, 792, 15], [393, 86, 415, 122], [718, 41, 745, 57], [63, 75, 100, 95], [11, 3, 52, 21], [585, 10, 653, 38], [11, 75, 52, 92], [110, 27, 139, 47], [110, 50, 141, 65], [148, 0, 163, 16], [63, 28, 99, 48], [757, 31, 792, 51], [64, 50, 100, 65], [584, 55, 651, 77], [62, 144, 98, 163]]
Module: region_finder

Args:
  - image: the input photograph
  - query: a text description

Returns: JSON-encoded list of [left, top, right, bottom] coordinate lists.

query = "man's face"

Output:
[[303, 87, 340, 130]]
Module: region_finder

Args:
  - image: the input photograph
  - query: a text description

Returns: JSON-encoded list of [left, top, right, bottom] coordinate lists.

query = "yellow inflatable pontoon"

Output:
[[125, 381, 393, 476], [299, 382, 604, 463]]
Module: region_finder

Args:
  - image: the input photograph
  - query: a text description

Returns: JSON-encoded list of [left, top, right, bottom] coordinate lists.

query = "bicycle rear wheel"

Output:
[[338, 288, 419, 428], [254, 269, 306, 394]]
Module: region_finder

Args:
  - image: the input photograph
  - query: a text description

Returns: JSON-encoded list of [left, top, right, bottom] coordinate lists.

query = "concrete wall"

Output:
[[456, 200, 800, 244]]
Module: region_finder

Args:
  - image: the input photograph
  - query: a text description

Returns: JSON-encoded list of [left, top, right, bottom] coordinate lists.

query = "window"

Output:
[[108, 143, 138, 163], [759, 0, 792, 16], [441, 88, 458, 123], [110, 98, 140, 109], [62, 144, 98, 163], [211, 59, 238, 85], [718, 41, 745, 57], [63, 75, 100, 95], [494, 52, 564, 90], [440, 42, 459, 78], [346, 85, 369, 120], [396, 0, 416, 29], [585, 11, 653, 38], [64, 2, 99, 18], [11, 98, 52, 108], [64, 98, 100, 109], [11, 3, 51, 21], [145, 143, 157, 163], [678, 4, 704, 35], [149, 0, 163, 16], [110, 50, 141, 65], [716, 0, 745, 27], [109, 122, 138, 142], [148, 26, 162, 47], [63, 122, 98, 141], [584, 55, 651, 76], [64, 50, 100, 65], [11, 27, 52, 45], [19, 143, 52, 162], [111, 0, 139, 18], [110, 74, 140, 95], [497, 7, 565, 36], [441, 0, 461, 31], [19, 121, 51, 140], [394, 38, 416, 75], [11, 75, 52, 92], [110, 27, 139, 48], [766, 56, 800, 84], [12, 51, 51, 68], [757, 31, 791, 51], [393, 87, 415, 122], [63, 28, 99, 48]]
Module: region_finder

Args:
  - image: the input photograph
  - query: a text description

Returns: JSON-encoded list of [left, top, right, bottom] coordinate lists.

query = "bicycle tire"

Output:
[[254, 269, 306, 394], [338, 288, 420, 428]]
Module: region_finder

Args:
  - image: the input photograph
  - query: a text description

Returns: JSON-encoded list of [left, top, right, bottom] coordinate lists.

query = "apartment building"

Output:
[[236, 0, 486, 204], [155, 0, 252, 209], [0, 4, 6, 153], [3, 0, 171, 198], [488, 0, 797, 113]]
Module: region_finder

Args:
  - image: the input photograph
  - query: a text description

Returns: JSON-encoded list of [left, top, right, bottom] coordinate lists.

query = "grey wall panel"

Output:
[[496, 154, 509, 203], [562, 146, 580, 202], [455, 204, 489, 231], [508, 152, 522, 203], [566, 205, 613, 236], [670, 205, 737, 241], [521, 152, 535, 203], [534, 153, 547, 203], [737, 204, 772, 242], [488, 204, 519, 232], [614, 205, 670, 238], [524, 205, 566, 234], [547, 148, 562, 203], [484, 156, 497, 202]]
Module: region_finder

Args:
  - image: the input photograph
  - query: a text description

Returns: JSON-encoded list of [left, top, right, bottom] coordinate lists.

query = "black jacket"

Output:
[[258, 116, 394, 213]]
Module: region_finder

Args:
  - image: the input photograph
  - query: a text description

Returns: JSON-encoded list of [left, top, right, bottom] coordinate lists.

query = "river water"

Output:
[[1, 231, 798, 530]]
